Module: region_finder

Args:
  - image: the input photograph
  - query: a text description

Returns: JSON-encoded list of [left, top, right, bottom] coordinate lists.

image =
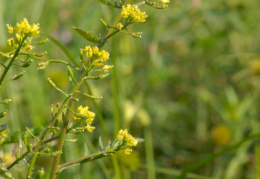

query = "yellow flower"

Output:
[[117, 129, 128, 141], [86, 125, 95, 132], [73, 105, 96, 132], [99, 50, 110, 62], [125, 134, 138, 147], [211, 125, 232, 146], [124, 148, 133, 155], [160, 0, 170, 6], [121, 4, 147, 23], [30, 23, 40, 38], [15, 33, 23, 43], [85, 110, 95, 125], [84, 46, 93, 58], [24, 44, 34, 52], [116, 23, 123, 31], [0, 129, 7, 137], [103, 65, 114, 72], [92, 46, 99, 55], [7, 38, 14, 46], [13, 18, 40, 37], [6, 24, 13, 34], [3, 154, 13, 163]]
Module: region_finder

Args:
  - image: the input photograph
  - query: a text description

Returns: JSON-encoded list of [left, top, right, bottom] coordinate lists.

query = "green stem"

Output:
[[144, 126, 156, 179], [0, 39, 24, 86], [26, 95, 72, 178], [50, 1, 133, 177], [177, 132, 260, 179], [58, 147, 120, 171], [50, 69, 86, 179]]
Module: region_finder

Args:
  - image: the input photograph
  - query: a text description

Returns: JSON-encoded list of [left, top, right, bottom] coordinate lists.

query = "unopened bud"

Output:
[[35, 168, 45, 179], [0, 99, 12, 104]]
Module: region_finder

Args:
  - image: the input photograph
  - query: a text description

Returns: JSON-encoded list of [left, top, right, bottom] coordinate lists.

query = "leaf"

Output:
[[0, 124, 7, 133], [99, 136, 104, 151], [96, 0, 121, 8], [73, 27, 103, 43]]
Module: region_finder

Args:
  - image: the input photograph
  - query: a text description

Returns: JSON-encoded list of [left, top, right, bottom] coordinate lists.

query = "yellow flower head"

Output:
[[124, 148, 133, 155], [117, 129, 128, 141], [6, 24, 13, 34], [121, 4, 148, 23], [99, 50, 110, 62], [74, 105, 96, 132], [92, 46, 99, 55], [103, 65, 114, 72], [14, 18, 40, 38], [86, 125, 95, 132], [125, 134, 138, 147], [117, 23, 124, 31], [211, 124, 232, 146]]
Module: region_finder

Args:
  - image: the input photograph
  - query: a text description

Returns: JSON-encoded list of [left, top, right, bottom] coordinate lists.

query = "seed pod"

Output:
[[0, 110, 7, 118], [22, 59, 33, 67]]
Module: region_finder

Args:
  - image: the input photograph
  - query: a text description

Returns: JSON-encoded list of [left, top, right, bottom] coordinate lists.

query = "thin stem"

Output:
[[0, 38, 25, 85], [50, 69, 86, 179], [26, 95, 72, 178], [58, 147, 119, 171], [50, 1, 133, 178]]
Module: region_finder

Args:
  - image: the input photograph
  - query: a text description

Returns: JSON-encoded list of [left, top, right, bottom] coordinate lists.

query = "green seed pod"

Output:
[[33, 51, 47, 57], [0, 110, 7, 118], [32, 38, 49, 45], [0, 165, 14, 179], [100, 19, 108, 27], [22, 59, 33, 67], [50, 150, 62, 157], [11, 71, 25, 80], [22, 134, 28, 145], [47, 78, 57, 89]]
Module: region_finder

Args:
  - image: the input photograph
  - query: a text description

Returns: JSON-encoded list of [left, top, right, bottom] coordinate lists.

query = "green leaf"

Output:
[[73, 27, 103, 43], [95, 0, 121, 8], [0, 124, 7, 133]]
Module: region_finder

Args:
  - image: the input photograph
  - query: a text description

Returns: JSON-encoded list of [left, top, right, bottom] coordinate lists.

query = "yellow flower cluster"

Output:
[[121, 4, 148, 23], [6, 18, 40, 52], [83, 46, 110, 67], [117, 129, 138, 155], [73, 105, 96, 132]]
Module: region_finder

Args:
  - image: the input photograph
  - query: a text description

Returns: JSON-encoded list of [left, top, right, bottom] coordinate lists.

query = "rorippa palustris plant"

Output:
[[0, 0, 169, 178]]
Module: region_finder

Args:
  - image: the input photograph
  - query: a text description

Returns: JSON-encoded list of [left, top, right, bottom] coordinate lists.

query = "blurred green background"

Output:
[[1, 0, 260, 178]]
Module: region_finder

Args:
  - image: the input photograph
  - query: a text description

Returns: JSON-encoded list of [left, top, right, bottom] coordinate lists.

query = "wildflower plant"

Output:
[[0, 0, 168, 178]]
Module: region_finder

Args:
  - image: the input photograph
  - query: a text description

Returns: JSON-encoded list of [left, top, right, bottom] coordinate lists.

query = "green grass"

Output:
[[1, 0, 260, 178]]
